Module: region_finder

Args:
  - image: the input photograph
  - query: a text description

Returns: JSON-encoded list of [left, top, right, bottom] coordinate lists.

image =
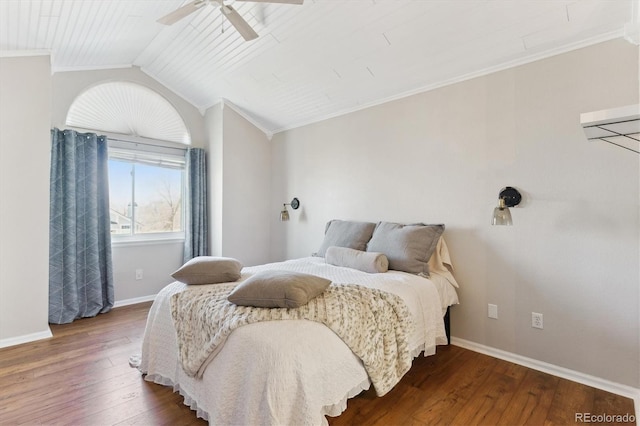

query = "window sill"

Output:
[[111, 234, 185, 248]]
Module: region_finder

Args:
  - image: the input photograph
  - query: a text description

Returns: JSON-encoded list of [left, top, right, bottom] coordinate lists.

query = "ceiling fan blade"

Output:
[[235, 0, 303, 4], [220, 5, 259, 41], [157, 0, 205, 25]]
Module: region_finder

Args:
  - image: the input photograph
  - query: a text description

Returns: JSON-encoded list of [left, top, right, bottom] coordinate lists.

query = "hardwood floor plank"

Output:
[[410, 350, 500, 424], [0, 335, 133, 378], [496, 368, 559, 426], [450, 361, 528, 425], [593, 388, 637, 424], [552, 379, 595, 424], [3, 364, 139, 423], [114, 398, 206, 426], [0, 302, 635, 426], [36, 380, 173, 425], [402, 345, 467, 390], [0, 342, 139, 408], [328, 346, 466, 425]]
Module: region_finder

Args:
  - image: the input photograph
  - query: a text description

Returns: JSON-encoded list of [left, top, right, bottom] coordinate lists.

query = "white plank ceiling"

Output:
[[1, 0, 637, 135]]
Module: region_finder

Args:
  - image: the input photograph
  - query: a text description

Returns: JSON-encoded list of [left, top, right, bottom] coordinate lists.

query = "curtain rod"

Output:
[[63, 126, 189, 153], [107, 137, 188, 153]]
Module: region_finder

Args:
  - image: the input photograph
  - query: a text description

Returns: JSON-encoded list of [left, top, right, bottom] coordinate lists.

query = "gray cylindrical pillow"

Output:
[[325, 246, 389, 273]]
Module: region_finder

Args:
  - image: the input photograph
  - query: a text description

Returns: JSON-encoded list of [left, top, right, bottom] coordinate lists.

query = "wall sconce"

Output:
[[491, 187, 522, 226], [280, 197, 300, 221]]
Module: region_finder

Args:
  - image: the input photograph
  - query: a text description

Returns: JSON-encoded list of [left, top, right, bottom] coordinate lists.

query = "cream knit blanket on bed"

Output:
[[170, 282, 415, 396]]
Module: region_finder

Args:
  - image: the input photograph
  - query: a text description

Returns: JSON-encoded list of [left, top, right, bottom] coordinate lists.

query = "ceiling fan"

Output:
[[157, 0, 303, 41]]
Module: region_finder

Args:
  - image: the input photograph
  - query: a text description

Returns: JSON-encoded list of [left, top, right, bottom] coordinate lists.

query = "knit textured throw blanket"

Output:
[[170, 282, 415, 396]]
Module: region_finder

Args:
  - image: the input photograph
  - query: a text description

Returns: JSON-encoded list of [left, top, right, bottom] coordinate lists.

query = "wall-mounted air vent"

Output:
[[580, 105, 640, 154]]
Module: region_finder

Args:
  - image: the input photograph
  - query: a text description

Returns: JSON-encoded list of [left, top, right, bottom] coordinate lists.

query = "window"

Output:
[[64, 81, 193, 242], [108, 141, 186, 239]]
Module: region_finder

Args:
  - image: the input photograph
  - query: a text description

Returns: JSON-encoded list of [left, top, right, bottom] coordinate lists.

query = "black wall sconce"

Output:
[[491, 187, 521, 226], [280, 197, 300, 221]]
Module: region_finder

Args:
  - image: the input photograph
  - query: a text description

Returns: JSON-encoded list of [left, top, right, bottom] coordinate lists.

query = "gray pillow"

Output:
[[228, 270, 331, 308], [171, 256, 242, 285], [325, 246, 389, 273], [316, 219, 376, 257], [366, 222, 445, 275]]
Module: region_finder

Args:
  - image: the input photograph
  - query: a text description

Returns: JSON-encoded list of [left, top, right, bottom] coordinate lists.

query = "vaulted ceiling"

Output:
[[1, 0, 637, 135]]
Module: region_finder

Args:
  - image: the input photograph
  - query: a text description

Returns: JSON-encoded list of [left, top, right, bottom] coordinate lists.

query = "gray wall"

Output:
[[205, 103, 273, 267], [0, 55, 52, 343], [206, 103, 225, 258], [270, 39, 640, 387]]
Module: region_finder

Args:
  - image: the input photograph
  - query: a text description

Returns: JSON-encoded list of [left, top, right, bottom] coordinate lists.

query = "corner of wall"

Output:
[[0, 54, 52, 342]]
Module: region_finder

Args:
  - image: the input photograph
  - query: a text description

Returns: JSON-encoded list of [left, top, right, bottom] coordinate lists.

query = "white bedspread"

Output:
[[139, 257, 448, 425]]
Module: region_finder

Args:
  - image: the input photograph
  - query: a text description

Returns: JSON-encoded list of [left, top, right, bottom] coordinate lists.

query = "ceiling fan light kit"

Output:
[[158, 0, 303, 42]]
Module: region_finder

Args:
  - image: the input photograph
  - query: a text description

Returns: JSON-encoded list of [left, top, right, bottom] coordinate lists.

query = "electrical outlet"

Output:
[[532, 312, 543, 329], [135, 269, 143, 280], [488, 304, 498, 319]]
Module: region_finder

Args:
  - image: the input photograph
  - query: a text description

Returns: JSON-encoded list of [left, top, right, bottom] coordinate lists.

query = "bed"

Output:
[[138, 221, 459, 425]]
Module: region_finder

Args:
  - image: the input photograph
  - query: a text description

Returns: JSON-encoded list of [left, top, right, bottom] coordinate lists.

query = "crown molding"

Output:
[[272, 31, 626, 135]]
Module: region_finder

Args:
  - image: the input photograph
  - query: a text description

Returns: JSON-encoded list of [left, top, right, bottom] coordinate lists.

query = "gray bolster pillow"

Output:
[[325, 246, 389, 274]]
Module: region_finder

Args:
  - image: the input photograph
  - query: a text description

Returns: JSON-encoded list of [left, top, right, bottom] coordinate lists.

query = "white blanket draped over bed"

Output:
[[171, 282, 415, 395], [140, 256, 448, 425]]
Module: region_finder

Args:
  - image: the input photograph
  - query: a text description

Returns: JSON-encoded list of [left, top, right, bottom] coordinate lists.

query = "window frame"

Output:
[[107, 137, 188, 245]]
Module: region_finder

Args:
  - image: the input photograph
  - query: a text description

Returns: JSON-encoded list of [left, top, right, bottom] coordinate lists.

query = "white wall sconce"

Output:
[[280, 197, 300, 221], [491, 187, 522, 226]]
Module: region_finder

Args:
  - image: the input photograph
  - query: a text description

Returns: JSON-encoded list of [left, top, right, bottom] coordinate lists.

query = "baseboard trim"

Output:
[[0, 329, 53, 349], [0, 296, 156, 349], [451, 337, 639, 419], [113, 294, 157, 308]]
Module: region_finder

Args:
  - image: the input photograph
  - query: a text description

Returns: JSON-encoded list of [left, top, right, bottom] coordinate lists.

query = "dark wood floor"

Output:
[[0, 302, 635, 425]]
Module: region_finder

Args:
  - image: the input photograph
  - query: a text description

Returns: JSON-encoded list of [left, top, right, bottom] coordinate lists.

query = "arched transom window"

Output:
[[65, 81, 191, 145]]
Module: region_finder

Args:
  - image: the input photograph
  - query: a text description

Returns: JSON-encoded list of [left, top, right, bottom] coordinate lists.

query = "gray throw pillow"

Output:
[[366, 222, 445, 275], [171, 256, 242, 285], [228, 270, 331, 308], [316, 219, 376, 257], [325, 246, 389, 273]]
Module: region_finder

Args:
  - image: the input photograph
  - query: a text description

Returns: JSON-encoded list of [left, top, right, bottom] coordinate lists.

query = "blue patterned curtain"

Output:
[[49, 128, 114, 324], [184, 148, 208, 262]]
